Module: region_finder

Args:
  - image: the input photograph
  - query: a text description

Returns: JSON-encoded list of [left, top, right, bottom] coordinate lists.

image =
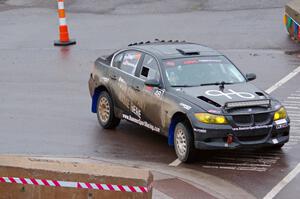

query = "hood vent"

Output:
[[176, 48, 200, 55], [255, 92, 266, 97], [198, 96, 221, 107]]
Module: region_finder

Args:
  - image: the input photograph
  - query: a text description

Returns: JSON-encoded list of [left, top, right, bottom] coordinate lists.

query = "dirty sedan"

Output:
[[88, 41, 290, 162]]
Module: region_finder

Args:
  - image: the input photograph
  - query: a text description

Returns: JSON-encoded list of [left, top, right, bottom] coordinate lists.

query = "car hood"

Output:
[[177, 83, 270, 109]]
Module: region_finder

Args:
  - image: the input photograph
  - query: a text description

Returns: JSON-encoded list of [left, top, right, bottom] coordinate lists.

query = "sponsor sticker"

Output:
[[154, 89, 164, 98], [205, 89, 255, 100], [130, 104, 141, 119], [272, 138, 279, 144], [275, 119, 287, 125], [179, 103, 191, 110], [232, 124, 273, 131], [122, 114, 160, 133], [193, 128, 207, 133], [102, 77, 109, 83], [208, 109, 221, 114], [275, 119, 288, 129]]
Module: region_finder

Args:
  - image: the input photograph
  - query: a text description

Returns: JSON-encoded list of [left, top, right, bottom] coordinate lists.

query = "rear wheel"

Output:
[[97, 91, 120, 129], [174, 122, 195, 163]]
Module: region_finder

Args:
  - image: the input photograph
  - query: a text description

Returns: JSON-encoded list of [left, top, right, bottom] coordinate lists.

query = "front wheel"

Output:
[[174, 122, 195, 163], [97, 91, 120, 129]]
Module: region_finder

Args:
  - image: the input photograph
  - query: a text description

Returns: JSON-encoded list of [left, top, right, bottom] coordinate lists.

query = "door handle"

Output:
[[109, 74, 117, 80], [132, 85, 141, 91]]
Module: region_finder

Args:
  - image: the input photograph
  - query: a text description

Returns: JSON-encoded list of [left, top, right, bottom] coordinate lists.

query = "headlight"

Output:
[[273, 107, 287, 121], [194, 113, 228, 124]]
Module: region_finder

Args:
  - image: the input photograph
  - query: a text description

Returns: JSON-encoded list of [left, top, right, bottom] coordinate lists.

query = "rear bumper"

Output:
[[193, 119, 290, 150]]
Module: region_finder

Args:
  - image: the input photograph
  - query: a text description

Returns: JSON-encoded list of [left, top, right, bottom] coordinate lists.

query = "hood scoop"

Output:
[[255, 91, 267, 98], [198, 96, 221, 107]]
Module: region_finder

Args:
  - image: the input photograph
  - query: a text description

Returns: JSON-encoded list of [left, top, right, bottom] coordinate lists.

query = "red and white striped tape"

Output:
[[0, 177, 152, 193]]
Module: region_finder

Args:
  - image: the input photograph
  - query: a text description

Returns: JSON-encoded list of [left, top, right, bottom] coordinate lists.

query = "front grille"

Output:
[[232, 115, 252, 125], [232, 113, 271, 126], [254, 113, 270, 125]]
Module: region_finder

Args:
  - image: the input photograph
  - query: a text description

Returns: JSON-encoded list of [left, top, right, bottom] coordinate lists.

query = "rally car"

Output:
[[88, 40, 290, 162]]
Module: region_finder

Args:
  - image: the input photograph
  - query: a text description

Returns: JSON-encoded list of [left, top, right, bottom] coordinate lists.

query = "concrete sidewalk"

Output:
[[152, 170, 216, 199]]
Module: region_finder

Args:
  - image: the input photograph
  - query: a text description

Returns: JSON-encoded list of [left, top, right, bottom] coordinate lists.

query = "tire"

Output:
[[96, 91, 120, 129], [174, 121, 195, 163]]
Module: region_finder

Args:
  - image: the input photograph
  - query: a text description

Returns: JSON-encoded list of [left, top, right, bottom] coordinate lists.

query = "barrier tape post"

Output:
[[54, 0, 76, 46]]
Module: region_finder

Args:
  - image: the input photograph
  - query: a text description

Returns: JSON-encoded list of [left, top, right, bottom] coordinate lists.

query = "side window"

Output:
[[112, 53, 124, 69], [119, 51, 142, 75], [140, 54, 160, 81]]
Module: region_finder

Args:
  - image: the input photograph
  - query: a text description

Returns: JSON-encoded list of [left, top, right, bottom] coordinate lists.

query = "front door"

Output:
[[108, 50, 142, 116], [128, 54, 163, 133]]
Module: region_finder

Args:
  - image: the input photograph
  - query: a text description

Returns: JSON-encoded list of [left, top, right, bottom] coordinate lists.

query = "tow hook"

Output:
[[227, 134, 233, 144]]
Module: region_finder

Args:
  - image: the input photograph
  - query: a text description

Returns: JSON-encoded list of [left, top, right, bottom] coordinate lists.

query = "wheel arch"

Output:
[[91, 85, 110, 113], [168, 112, 193, 146]]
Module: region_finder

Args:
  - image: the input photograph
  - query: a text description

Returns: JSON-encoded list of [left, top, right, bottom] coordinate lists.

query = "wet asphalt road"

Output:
[[0, 0, 300, 198]]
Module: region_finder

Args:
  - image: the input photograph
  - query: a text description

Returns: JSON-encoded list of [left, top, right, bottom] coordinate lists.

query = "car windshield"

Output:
[[163, 56, 246, 87]]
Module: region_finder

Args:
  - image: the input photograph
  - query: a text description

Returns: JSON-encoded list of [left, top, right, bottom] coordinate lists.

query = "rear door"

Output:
[[108, 50, 142, 116], [128, 53, 164, 133]]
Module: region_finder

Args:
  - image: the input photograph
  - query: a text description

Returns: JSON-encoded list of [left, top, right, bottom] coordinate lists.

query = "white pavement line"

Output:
[[282, 103, 300, 107], [202, 165, 267, 172], [286, 111, 300, 114], [263, 163, 300, 199], [220, 154, 281, 159], [287, 96, 300, 100], [265, 66, 300, 94], [168, 158, 182, 167], [284, 101, 300, 104], [290, 119, 300, 122], [285, 106, 300, 110], [203, 161, 271, 167], [212, 157, 278, 164], [286, 114, 300, 116]]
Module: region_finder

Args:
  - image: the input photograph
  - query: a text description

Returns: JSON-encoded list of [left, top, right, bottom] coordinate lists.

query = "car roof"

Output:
[[127, 41, 222, 59]]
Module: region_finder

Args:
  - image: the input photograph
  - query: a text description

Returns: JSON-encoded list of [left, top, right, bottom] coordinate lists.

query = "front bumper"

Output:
[[193, 119, 290, 150]]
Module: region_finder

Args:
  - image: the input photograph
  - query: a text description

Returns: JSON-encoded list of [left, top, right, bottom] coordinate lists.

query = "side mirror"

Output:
[[246, 73, 256, 82], [144, 79, 160, 87]]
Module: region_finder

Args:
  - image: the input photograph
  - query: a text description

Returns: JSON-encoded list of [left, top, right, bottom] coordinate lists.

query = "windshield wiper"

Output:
[[200, 81, 233, 86], [171, 82, 234, 88], [171, 85, 197, 87]]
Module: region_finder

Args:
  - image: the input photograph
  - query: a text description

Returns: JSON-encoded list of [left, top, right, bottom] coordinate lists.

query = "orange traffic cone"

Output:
[[54, 0, 76, 46]]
